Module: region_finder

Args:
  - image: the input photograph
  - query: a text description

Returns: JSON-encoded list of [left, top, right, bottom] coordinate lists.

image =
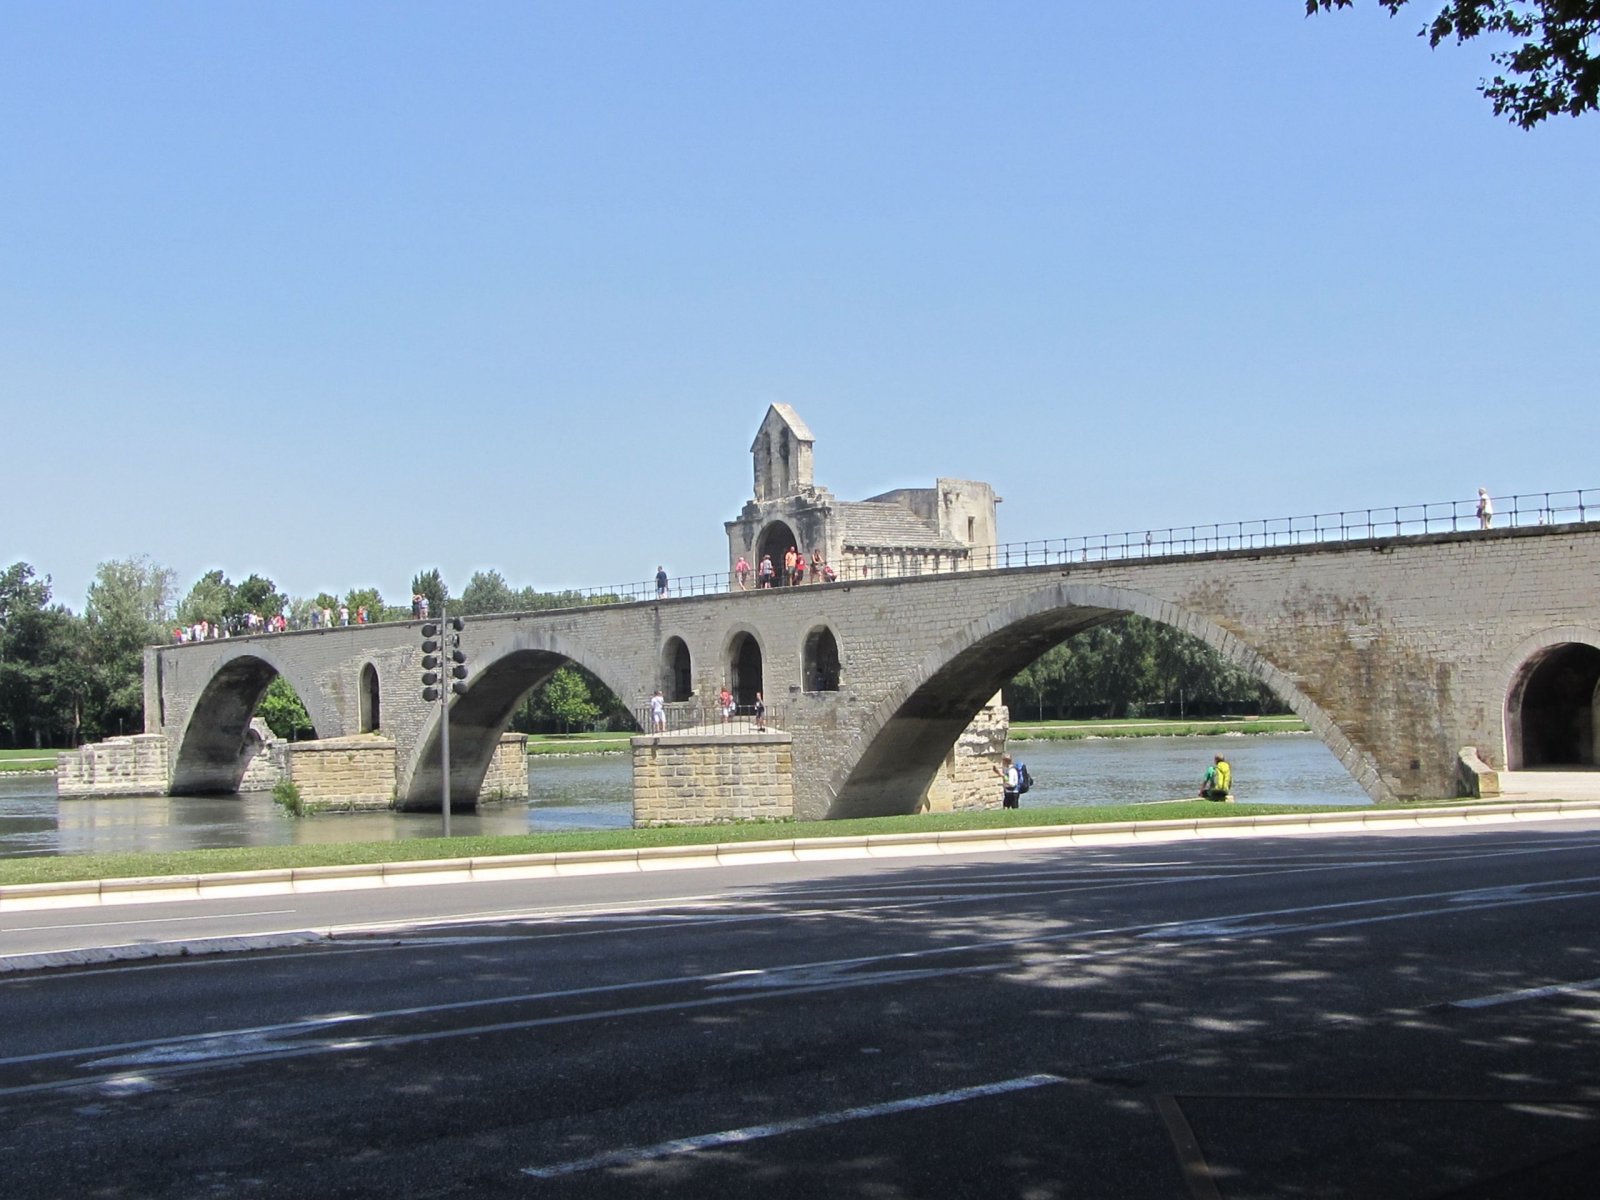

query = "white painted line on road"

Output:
[[1, 909, 296, 932], [520, 1073, 1066, 1179], [1452, 975, 1600, 1009]]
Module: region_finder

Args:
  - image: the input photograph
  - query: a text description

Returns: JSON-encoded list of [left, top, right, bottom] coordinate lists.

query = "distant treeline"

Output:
[[1002, 615, 1288, 722], [0, 557, 1283, 749]]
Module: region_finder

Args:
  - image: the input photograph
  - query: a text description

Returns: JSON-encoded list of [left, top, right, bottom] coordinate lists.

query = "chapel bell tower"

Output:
[[751, 403, 815, 501]]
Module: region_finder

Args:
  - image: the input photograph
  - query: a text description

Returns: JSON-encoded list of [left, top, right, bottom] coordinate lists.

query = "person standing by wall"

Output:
[[655, 566, 669, 599], [998, 753, 1020, 809], [1477, 488, 1494, 529], [735, 556, 751, 590], [650, 689, 666, 733]]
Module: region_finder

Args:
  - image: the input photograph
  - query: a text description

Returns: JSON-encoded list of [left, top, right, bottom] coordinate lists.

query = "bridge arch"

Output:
[[660, 636, 692, 701], [359, 662, 381, 733], [822, 580, 1372, 818], [802, 624, 841, 692], [757, 521, 798, 585], [169, 644, 339, 795], [1499, 628, 1600, 770], [724, 626, 766, 709], [398, 630, 636, 811]]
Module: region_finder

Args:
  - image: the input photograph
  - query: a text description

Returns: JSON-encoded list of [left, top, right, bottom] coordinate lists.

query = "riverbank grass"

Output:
[[0, 800, 1374, 887], [0, 749, 61, 772], [1010, 716, 1307, 740]]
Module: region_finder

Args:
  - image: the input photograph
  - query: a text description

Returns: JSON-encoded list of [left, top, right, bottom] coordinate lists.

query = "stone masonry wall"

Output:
[[921, 696, 1008, 812], [632, 732, 794, 826], [57, 734, 170, 796], [283, 736, 396, 811], [481, 732, 531, 801]]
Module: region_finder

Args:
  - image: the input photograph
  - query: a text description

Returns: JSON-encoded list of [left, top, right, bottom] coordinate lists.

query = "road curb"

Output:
[[0, 931, 329, 974], [2, 800, 1597, 916]]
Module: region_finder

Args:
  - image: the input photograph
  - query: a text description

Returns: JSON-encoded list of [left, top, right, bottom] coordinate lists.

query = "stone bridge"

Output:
[[142, 522, 1600, 817]]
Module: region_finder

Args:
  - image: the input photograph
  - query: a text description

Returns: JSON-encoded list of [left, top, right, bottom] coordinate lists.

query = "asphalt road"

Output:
[[4, 820, 1600, 1198]]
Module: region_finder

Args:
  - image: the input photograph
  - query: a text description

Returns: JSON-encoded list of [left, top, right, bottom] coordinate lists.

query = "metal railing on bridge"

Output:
[[162, 486, 1599, 639], [634, 700, 781, 736], [559, 485, 1599, 602]]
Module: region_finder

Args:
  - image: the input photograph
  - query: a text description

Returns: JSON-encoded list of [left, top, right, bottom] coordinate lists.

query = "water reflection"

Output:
[[0, 733, 1367, 860]]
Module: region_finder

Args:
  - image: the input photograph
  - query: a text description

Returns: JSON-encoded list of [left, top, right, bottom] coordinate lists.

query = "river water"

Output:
[[0, 733, 1367, 860]]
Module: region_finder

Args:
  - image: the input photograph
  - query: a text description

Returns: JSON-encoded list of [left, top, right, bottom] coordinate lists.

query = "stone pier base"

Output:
[[481, 732, 531, 802], [632, 728, 794, 826], [56, 734, 171, 797], [921, 697, 1010, 813], [281, 736, 396, 811]]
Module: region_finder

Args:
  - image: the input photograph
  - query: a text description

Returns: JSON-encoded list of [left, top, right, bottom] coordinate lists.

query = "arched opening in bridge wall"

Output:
[[359, 663, 381, 732], [803, 626, 841, 692], [399, 644, 637, 811], [728, 631, 764, 709], [1506, 642, 1600, 769], [661, 637, 692, 701], [757, 521, 799, 585], [824, 581, 1360, 819], [170, 654, 323, 795]]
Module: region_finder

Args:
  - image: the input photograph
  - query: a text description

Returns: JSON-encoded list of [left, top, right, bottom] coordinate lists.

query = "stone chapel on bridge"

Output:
[[725, 404, 1000, 583]]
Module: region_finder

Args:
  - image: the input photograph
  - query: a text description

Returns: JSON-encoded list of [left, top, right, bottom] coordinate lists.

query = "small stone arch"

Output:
[[661, 636, 693, 701], [757, 521, 800, 586], [1503, 632, 1600, 769], [803, 625, 841, 692], [727, 629, 765, 709], [359, 662, 381, 732]]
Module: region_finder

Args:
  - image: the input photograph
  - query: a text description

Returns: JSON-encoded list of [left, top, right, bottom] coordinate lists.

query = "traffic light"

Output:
[[421, 617, 468, 700]]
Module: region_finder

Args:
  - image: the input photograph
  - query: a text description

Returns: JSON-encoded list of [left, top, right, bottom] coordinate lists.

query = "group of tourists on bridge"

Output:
[[733, 547, 837, 590], [171, 604, 366, 642]]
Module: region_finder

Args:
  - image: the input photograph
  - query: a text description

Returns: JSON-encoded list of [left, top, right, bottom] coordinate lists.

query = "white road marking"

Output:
[[520, 1073, 1066, 1179], [1, 910, 295, 932], [1452, 976, 1600, 1009]]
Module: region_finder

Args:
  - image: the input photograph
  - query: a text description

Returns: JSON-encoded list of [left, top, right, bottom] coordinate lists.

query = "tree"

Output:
[[235, 574, 286, 622], [457, 570, 517, 616], [1309, 1, 1600, 126], [411, 568, 448, 616], [256, 676, 314, 740], [176, 569, 236, 628], [0, 563, 91, 747], [83, 556, 175, 738], [542, 667, 601, 733]]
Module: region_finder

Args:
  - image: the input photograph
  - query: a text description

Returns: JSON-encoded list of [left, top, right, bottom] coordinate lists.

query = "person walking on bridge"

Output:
[[1477, 487, 1494, 529], [655, 566, 669, 599]]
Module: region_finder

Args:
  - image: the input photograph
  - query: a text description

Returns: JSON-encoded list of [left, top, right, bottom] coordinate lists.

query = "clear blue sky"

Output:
[[4, 2, 1595, 612]]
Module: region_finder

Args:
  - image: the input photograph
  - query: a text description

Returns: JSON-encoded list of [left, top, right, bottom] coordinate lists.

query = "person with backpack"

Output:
[[1000, 753, 1020, 809], [1199, 753, 1232, 801]]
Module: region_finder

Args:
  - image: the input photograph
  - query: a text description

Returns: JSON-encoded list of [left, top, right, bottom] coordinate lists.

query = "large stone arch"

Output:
[[821, 580, 1373, 818], [1497, 626, 1600, 770], [398, 630, 636, 811], [169, 646, 340, 795]]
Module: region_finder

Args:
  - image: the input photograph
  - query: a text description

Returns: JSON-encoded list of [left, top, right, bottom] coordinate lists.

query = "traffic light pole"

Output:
[[420, 608, 469, 838], [437, 620, 451, 837]]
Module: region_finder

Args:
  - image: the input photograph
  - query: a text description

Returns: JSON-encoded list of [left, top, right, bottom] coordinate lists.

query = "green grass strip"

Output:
[[1009, 717, 1308, 740], [0, 801, 1384, 887]]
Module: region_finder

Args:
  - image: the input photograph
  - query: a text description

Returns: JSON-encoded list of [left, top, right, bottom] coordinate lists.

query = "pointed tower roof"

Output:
[[750, 403, 814, 451]]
